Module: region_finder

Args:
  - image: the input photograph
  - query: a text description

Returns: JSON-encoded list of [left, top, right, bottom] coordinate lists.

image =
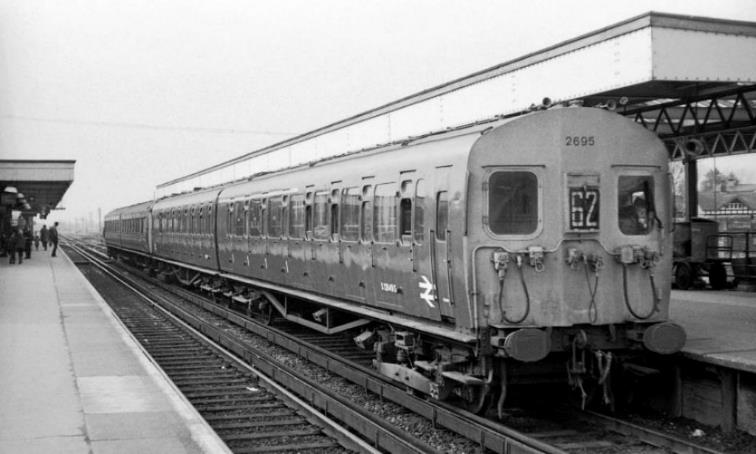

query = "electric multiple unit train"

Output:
[[104, 107, 686, 414]]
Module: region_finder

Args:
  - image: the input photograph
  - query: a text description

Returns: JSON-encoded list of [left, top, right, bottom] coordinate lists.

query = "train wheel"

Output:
[[674, 263, 693, 290], [263, 303, 274, 325], [709, 263, 727, 290], [461, 383, 492, 415]]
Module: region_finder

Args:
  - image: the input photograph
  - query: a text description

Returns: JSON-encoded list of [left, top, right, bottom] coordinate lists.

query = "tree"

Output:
[[699, 168, 739, 192]]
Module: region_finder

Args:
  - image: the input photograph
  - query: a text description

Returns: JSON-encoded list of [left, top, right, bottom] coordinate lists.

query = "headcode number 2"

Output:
[[565, 136, 595, 146]]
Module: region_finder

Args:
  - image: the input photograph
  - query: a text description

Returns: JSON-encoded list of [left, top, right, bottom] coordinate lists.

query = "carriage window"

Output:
[[313, 192, 329, 240], [618, 175, 655, 235], [330, 201, 339, 240], [414, 180, 425, 243], [400, 198, 412, 237], [281, 199, 289, 238], [341, 188, 360, 242], [289, 195, 306, 239], [436, 191, 448, 241], [226, 204, 233, 236], [234, 202, 245, 236], [489, 171, 538, 235], [361, 200, 373, 242], [206, 205, 213, 233], [248, 199, 262, 237], [374, 183, 397, 243], [268, 196, 283, 238], [305, 204, 313, 239]]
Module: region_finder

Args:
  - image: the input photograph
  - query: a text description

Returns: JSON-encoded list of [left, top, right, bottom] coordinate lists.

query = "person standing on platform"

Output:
[[23, 226, 32, 259], [49, 222, 59, 257], [34, 232, 40, 250], [0, 231, 7, 257], [9, 229, 25, 264], [40, 224, 49, 250]]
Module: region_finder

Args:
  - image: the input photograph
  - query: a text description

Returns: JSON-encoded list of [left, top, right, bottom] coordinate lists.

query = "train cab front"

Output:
[[470, 107, 686, 408]]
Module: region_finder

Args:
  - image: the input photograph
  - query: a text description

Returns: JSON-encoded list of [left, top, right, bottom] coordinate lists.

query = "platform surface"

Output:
[[0, 248, 231, 454], [671, 289, 756, 373]]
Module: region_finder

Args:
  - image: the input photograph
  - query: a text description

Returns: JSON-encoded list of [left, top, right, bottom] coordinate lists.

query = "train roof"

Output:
[[152, 186, 222, 210], [104, 200, 153, 219]]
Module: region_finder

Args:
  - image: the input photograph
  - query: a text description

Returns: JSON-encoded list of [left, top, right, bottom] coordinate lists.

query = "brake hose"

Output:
[[498, 258, 531, 324], [621, 264, 660, 320]]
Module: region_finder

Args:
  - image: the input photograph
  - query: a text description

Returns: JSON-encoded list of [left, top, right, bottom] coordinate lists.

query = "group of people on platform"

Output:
[[4, 222, 58, 265]]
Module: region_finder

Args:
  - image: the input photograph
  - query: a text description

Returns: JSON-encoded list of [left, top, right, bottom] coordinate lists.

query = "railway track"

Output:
[[66, 238, 727, 454], [63, 242, 428, 454]]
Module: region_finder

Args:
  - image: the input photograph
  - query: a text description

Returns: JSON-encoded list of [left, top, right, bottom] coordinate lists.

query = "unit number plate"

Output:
[[569, 187, 599, 230]]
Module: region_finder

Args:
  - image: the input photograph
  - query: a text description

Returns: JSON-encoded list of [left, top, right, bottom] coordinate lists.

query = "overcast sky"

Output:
[[1, 0, 755, 223]]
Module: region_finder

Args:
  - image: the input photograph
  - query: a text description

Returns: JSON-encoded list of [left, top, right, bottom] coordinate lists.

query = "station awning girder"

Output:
[[611, 84, 756, 160]]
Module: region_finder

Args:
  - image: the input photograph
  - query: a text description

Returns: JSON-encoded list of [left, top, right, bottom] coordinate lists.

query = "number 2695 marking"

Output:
[[565, 136, 595, 146]]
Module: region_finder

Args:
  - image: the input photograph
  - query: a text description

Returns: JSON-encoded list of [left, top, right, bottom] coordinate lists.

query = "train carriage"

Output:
[[151, 188, 221, 275], [213, 127, 474, 334], [103, 201, 152, 257]]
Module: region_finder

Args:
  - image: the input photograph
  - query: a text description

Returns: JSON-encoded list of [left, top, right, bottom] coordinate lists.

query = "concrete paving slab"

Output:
[[71, 349, 147, 376], [85, 411, 184, 440], [78, 375, 173, 414], [0, 436, 89, 454], [91, 437, 200, 454]]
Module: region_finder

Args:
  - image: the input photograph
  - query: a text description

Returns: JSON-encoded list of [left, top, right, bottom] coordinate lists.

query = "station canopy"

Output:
[[0, 160, 75, 218], [157, 12, 756, 198]]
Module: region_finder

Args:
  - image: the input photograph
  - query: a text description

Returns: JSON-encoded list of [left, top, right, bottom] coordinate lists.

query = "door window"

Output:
[[436, 191, 448, 241]]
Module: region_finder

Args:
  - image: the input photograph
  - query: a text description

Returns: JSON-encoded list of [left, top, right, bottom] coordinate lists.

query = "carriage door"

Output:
[[431, 167, 455, 319]]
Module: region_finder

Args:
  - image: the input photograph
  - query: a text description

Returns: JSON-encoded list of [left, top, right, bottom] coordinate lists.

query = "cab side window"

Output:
[[618, 175, 655, 235]]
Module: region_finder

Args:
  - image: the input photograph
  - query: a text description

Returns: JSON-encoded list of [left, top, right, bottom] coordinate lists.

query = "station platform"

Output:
[[0, 249, 231, 453], [671, 289, 756, 374]]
